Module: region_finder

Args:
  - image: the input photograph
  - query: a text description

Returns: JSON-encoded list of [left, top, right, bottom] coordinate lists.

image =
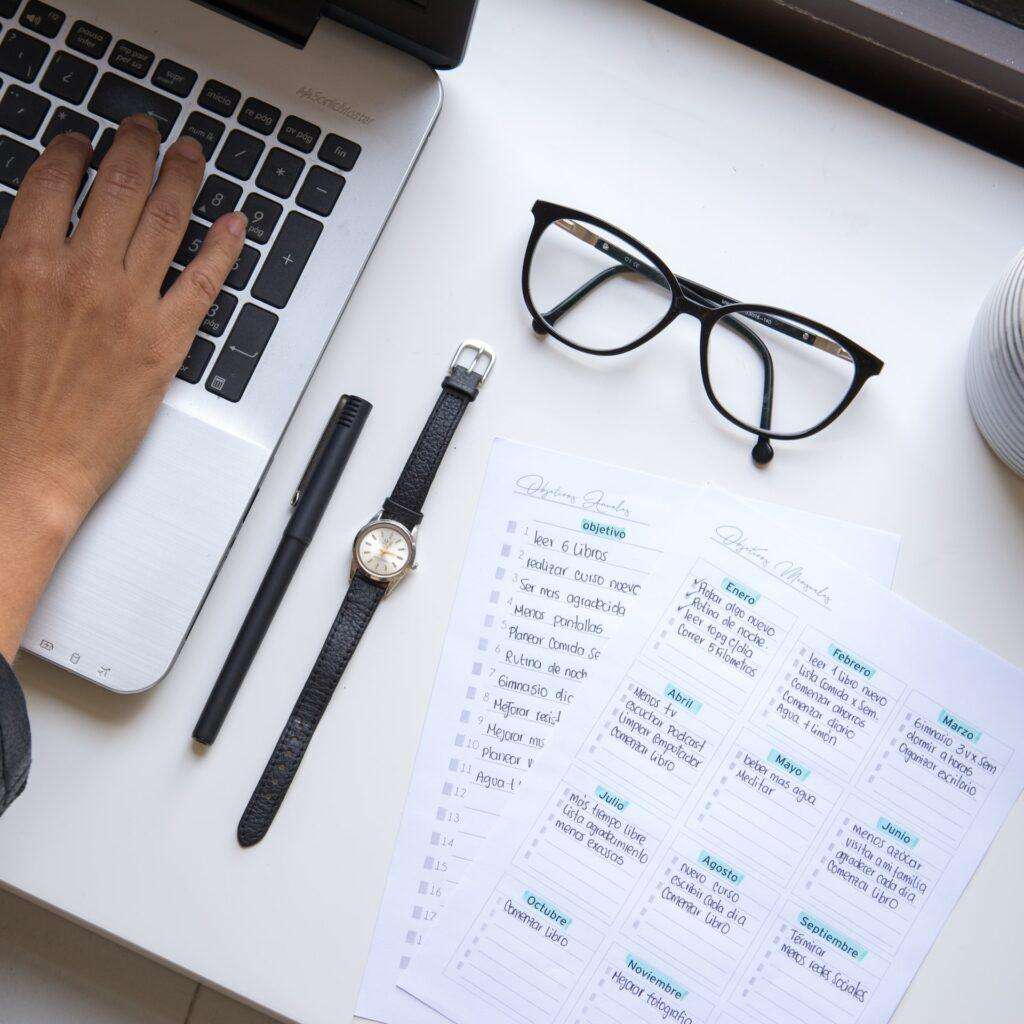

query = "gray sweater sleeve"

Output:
[[0, 654, 30, 815]]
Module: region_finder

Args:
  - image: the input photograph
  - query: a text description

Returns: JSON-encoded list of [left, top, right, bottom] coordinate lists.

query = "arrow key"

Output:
[[40, 49, 97, 103]]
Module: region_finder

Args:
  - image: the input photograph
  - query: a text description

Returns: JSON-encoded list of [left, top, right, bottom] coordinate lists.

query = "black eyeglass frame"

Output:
[[522, 200, 884, 460]]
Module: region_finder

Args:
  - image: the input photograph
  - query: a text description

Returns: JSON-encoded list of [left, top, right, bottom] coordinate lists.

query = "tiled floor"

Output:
[[0, 888, 275, 1024]]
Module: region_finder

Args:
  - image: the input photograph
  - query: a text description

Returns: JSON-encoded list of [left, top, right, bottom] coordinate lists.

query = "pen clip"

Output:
[[291, 395, 351, 508]]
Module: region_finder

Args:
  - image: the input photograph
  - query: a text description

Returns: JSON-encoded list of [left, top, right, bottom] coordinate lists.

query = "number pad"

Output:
[[200, 289, 237, 337], [174, 219, 207, 266]]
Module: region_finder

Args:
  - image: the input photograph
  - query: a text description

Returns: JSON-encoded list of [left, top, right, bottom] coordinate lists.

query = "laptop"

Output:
[[0, 0, 478, 692]]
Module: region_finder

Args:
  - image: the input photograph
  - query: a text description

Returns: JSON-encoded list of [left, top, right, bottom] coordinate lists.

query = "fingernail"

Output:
[[175, 136, 204, 162], [123, 113, 158, 133], [224, 212, 247, 238]]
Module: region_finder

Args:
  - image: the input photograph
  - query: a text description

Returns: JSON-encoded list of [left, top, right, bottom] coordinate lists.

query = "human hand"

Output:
[[0, 115, 246, 660]]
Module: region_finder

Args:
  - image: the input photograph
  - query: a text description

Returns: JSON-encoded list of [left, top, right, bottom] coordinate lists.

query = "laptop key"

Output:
[[0, 0, 19, 16], [206, 303, 278, 402], [152, 58, 196, 98], [0, 84, 50, 138], [296, 165, 344, 216], [179, 110, 223, 160], [0, 29, 49, 81], [277, 114, 319, 154], [251, 210, 322, 309], [255, 146, 302, 198], [0, 134, 39, 187], [40, 49, 97, 103], [225, 244, 259, 290], [19, 1, 63, 38], [197, 78, 239, 117], [215, 127, 263, 180], [200, 288, 237, 337], [88, 72, 181, 140], [193, 173, 241, 221], [238, 96, 279, 136], [177, 336, 214, 384], [173, 218, 206, 266], [109, 39, 153, 79], [90, 124, 114, 168], [240, 192, 281, 244], [0, 190, 13, 235], [41, 106, 97, 145], [66, 20, 111, 59], [318, 133, 360, 172]]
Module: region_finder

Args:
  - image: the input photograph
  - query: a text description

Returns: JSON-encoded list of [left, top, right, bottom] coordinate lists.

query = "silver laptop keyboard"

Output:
[[0, 0, 363, 402]]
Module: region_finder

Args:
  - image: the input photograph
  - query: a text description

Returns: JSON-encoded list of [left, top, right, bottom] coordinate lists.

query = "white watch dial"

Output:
[[358, 526, 411, 578]]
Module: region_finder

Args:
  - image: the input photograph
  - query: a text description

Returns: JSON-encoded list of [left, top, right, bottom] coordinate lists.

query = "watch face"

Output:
[[356, 523, 413, 579]]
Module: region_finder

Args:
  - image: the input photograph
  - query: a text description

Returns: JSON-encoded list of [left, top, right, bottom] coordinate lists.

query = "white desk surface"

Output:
[[3, 1, 1024, 1022]]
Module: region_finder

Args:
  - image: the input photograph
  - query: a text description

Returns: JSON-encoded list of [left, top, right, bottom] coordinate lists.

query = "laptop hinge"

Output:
[[204, 1, 324, 47]]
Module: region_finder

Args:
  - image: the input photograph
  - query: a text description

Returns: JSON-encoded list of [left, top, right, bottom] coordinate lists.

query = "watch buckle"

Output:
[[450, 340, 495, 385]]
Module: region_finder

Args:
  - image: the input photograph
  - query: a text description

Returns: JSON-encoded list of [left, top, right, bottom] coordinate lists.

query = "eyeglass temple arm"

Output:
[[549, 220, 853, 363]]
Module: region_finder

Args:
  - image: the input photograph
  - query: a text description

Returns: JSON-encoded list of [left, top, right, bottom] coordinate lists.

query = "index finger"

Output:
[[2, 132, 91, 247]]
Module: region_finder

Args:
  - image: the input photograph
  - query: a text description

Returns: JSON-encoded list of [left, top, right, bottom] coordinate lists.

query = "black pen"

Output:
[[192, 394, 372, 746]]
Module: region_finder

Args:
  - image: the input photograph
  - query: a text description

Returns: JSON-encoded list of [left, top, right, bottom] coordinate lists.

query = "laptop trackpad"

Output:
[[23, 404, 270, 693]]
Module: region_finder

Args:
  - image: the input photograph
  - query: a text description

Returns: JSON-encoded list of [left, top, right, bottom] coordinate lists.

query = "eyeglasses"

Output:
[[522, 200, 884, 464]]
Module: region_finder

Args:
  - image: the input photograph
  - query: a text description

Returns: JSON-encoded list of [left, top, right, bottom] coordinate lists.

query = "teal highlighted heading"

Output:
[[698, 849, 744, 885], [876, 817, 919, 848], [595, 785, 630, 812], [797, 911, 869, 962], [581, 518, 626, 540], [664, 683, 703, 715], [722, 576, 760, 605], [768, 748, 811, 780], [523, 891, 571, 928], [828, 644, 876, 679], [625, 952, 687, 1001], [938, 708, 983, 744]]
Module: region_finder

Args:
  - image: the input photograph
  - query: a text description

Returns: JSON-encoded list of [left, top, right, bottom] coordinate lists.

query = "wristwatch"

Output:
[[237, 340, 495, 846]]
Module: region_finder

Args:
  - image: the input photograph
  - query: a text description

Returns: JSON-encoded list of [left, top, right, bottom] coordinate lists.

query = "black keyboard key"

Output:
[[40, 49, 97, 103], [19, 1, 63, 38], [90, 124, 114, 168], [225, 244, 259, 290], [0, 134, 38, 187], [277, 114, 319, 154], [238, 96, 279, 136], [0, 1, 19, 16], [0, 83, 49, 137], [255, 145, 301, 198], [109, 39, 153, 79], [66, 20, 111, 59], [206, 303, 277, 401], [296, 165, 343, 216], [179, 110, 223, 160], [193, 173, 240, 221], [239, 192, 280, 244], [251, 210, 321, 309], [197, 78, 238, 117], [200, 288, 236, 337], [177, 336, 214, 384], [174, 218, 206, 266], [152, 58, 196, 98], [0, 189, 13, 235], [88, 72, 181, 139], [318, 133, 360, 172], [215, 127, 263, 180], [0, 28, 49, 81], [40, 105, 96, 144]]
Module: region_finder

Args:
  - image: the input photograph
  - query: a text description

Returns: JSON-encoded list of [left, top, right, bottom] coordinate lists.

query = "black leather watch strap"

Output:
[[382, 360, 486, 530], [237, 574, 385, 847]]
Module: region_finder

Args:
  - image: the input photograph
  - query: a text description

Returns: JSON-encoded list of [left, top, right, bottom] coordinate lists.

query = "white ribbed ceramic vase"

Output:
[[967, 248, 1024, 477]]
